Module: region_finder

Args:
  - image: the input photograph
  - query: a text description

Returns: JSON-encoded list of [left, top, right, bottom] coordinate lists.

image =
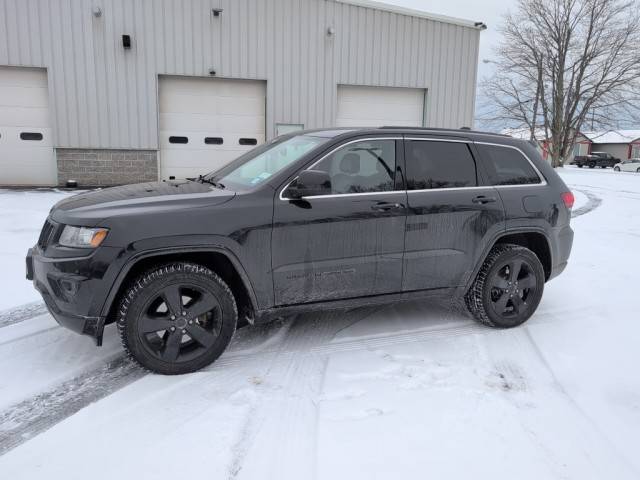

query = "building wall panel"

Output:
[[0, 0, 481, 149]]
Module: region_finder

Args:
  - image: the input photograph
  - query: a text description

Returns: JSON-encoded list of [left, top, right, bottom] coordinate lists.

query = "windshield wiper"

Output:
[[198, 175, 225, 189]]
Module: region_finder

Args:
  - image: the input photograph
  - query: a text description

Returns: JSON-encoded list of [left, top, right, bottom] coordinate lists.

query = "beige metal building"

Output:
[[0, 0, 484, 186]]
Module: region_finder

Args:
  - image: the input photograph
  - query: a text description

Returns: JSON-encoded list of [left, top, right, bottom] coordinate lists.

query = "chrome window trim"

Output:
[[474, 141, 547, 187], [279, 137, 403, 201], [278, 136, 547, 201]]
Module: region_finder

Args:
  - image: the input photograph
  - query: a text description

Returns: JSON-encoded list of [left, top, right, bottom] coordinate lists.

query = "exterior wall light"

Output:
[[327, 26, 335, 36], [92, 6, 102, 17]]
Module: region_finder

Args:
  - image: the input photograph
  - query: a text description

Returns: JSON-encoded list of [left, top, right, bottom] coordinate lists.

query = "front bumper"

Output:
[[26, 245, 122, 346]]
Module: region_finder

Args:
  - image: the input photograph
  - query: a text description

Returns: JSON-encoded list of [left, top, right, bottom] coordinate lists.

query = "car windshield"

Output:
[[203, 135, 328, 191]]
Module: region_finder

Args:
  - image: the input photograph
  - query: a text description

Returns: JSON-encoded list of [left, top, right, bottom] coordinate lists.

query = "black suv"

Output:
[[26, 128, 574, 374]]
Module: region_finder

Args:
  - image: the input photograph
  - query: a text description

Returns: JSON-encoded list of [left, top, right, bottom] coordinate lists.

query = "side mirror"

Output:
[[286, 170, 332, 199]]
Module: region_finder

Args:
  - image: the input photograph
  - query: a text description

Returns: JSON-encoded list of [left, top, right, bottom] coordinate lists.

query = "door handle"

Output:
[[472, 195, 497, 204], [371, 202, 404, 211]]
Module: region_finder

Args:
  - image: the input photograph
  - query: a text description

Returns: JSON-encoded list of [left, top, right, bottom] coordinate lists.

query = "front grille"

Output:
[[37, 219, 56, 249]]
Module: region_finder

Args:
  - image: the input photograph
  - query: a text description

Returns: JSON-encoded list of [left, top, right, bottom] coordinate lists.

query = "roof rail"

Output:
[[378, 126, 510, 137]]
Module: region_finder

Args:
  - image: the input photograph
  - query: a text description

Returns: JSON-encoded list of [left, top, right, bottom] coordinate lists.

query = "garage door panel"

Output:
[[216, 97, 265, 115], [0, 106, 51, 128], [0, 86, 49, 109], [159, 112, 265, 134], [1, 127, 53, 147], [336, 85, 425, 128], [160, 77, 264, 97], [337, 101, 423, 121], [0, 67, 55, 186], [159, 134, 265, 150], [159, 76, 266, 180], [161, 93, 265, 117], [0, 67, 48, 87]]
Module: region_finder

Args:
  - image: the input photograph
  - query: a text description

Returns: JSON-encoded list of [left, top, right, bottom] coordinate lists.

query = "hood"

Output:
[[51, 180, 235, 225]]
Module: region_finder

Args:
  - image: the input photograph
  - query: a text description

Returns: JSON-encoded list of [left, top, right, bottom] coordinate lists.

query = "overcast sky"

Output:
[[380, 0, 509, 81]]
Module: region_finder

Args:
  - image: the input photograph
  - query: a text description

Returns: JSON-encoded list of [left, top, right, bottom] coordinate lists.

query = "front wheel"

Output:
[[465, 244, 545, 328], [614, 166, 621, 171], [118, 262, 237, 374], [577, 164, 584, 168], [637, 167, 640, 173], [588, 162, 596, 168]]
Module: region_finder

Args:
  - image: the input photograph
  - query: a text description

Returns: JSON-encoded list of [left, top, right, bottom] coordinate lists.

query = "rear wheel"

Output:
[[577, 164, 584, 168], [636, 167, 640, 173], [465, 244, 544, 328], [588, 162, 596, 168], [118, 262, 237, 374]]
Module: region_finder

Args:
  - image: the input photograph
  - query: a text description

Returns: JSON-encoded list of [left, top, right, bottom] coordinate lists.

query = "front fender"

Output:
[[99, 239, 260, 318]]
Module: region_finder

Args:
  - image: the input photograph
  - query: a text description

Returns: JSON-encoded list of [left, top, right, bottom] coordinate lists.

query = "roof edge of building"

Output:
[[334, 0, 485, 29]]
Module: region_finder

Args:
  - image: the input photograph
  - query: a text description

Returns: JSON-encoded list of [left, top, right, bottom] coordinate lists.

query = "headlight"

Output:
[[58, 226, 109, 248]]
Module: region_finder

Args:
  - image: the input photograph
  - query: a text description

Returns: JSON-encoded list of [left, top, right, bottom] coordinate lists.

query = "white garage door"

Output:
[[336, 85, 426, 128], [159, 76, 266, 180], [0, 67, 55, 186]]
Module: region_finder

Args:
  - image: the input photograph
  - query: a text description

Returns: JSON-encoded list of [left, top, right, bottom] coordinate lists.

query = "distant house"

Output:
[[502, 128, 588, 163], [582, 130, 640, 160], [503, 128, 640, 163]]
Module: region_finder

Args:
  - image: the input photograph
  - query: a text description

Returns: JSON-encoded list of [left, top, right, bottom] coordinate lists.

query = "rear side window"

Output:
[[478, 144, 542, 185], [405, 140, 477, 190]]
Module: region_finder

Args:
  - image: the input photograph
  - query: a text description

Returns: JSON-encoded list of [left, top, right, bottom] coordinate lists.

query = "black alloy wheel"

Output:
[[119, 263, 237, 374], [487, 258, 538, 321], [137, 283, 222, 363], [466, 244, 544, 328]]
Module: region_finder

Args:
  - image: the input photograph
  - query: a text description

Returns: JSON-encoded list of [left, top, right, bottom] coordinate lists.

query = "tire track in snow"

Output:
[[226, 311, 343, 479], [0, 302, 48, 329], [571, 188, 602, 218], [0, 355, 146, 457], [521, 327, 640, 478], [0, 304, 587, 459]]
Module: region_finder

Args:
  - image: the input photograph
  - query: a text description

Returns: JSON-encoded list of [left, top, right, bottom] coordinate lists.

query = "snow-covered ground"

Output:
[[1, 167, 639, 479]]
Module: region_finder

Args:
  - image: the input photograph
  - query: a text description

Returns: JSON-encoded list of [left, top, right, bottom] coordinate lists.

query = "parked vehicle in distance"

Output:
[[26, 127, 575, 374], [613, 158, 640, 172], [572, 151, 619, 168]]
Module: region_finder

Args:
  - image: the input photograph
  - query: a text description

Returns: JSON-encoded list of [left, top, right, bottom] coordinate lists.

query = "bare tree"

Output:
[[480, 0, 640, 167]]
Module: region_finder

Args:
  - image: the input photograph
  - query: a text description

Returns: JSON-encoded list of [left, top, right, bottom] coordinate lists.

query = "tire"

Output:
[[614, 166, 620, 172], [118, 262, 237, 374], [577, 164, 584, 168], [637, 167, 640, 173], [588, 162, 596, 168], [600, 165, 607, 169], [465, 244, 544, 328]]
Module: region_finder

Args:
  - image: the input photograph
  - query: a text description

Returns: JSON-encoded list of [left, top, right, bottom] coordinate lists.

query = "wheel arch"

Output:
[[101, 247, 259, 327], [467, 229, 553, 291]]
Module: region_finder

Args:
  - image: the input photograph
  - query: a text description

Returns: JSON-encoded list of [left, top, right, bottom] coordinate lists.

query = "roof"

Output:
[[303, 127, 514, 143], [582, 130, 640, 144], [335, 0, 485, 29]]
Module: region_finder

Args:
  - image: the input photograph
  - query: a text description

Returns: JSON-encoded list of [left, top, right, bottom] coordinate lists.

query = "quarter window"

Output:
[[478, 144, 542, 185], [312, 140, 396, 194], [405, 140, 477, 190]]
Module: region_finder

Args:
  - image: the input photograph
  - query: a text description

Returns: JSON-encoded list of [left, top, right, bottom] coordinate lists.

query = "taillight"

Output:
[[561, 191, 575, 209]]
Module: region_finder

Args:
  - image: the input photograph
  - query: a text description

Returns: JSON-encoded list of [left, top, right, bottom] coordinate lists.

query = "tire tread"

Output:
[[117, 262, 237, 374]]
